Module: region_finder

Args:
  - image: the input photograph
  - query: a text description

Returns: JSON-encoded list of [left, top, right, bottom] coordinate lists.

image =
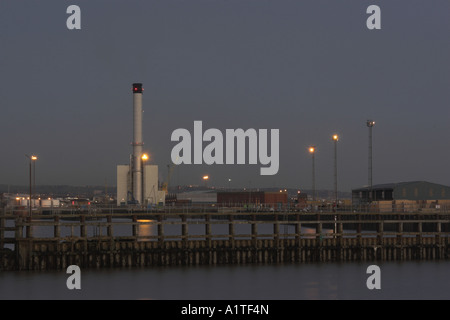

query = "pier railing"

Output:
[[1, 211, 449, 247]]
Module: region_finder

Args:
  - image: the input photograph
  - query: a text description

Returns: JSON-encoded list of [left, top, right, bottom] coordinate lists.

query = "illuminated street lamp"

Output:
[[332, 134, 339, 208], [203, 175, 209, 188], [332, 134, 339, 236], [31, 155, 37, 201], [141, 154, 149, 205], [25, 154, 38, 217], [308, 146, 316, 203]]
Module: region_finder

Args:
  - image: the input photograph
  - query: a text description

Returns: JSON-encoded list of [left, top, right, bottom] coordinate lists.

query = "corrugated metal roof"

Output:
[[352, 181, 447, 192]]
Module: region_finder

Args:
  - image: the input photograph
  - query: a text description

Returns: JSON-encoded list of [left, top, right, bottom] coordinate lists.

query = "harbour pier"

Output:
[[1, 210, 449, 270]]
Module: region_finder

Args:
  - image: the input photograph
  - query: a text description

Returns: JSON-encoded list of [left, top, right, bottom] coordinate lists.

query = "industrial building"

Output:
[[173, 191, 218, 205], [352, 181, 450, 212], [116, 83, 165, 207], [217, 191, 288, 209]]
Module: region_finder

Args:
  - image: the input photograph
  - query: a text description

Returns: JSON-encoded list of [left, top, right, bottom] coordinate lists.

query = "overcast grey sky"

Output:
[[0, 1, 449, 192]]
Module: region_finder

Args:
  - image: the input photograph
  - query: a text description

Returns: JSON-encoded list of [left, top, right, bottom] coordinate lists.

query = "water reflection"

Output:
[[137, 219, 155, 241]]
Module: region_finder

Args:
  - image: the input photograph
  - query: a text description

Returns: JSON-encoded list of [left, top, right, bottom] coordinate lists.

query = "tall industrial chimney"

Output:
[[117, 83, 161, 207], [132, 83, 143, 204]]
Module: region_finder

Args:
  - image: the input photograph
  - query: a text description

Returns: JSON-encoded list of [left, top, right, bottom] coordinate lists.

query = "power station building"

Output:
[[116, 83, 165, 207]]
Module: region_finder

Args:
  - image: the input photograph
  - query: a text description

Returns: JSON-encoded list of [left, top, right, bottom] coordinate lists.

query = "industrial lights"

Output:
[[332, 134, 339, 141], [203, 175, 209, 180], [141, 154, 149, 161], [309, 146, 315, 153], [367, 120, 375, 127]]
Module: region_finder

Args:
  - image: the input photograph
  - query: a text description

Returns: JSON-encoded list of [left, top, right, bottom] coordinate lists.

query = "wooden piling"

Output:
[[205, 214, 211, 247], [132, 215, 138, 238], [181, 214, 188, 247], [251, 215, 257, 246], [229, 214, 235, 249], [157, 214, 164, 247], [80, 215, 86, 238]]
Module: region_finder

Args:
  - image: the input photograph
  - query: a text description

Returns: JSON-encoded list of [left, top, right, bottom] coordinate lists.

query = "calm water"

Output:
[[1, 261, 450, 300]]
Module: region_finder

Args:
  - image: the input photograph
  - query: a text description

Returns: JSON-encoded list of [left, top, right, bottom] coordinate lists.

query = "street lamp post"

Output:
[[25, 154, 38, 217], [332, 134, 339, 237], [367, 120, 375, 203], [141, 153, 149, 206], [33, 158, 36, 200], [308, 146, 316, 210], [332, 134, 339, 208]]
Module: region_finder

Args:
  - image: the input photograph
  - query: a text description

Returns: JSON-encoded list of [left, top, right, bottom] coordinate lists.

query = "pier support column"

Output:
[[132, 215, 138, 238], [273, 214, 280, 263], [157, 214, 164, 246], [295, 214, 301, 262], [273, 214, 279, 242], [316, 213, 322, 241], [377, 217, 384, 260], [377, 219, 383, 245], [357, 213, 362, 245], [417, 221, 422, 259], [26, 216, 33, 239], [417, 221, 422, 243], [337, 213, 343, 239], [107, 215, 113, 238], [436, 218, 442, 258], [295, 214, 301, 246], [0, 213, 5, 249], [229, 215, 235, 249], [181, 215, 188, 244], [397, 216, 403, 243], [15, 217, 23, 240], [205, 214, 211, 247], [251, 215, 258, 246], [397, 218, 403, 259], [80, 215, 86, 238], [54, 215, 60, 238]]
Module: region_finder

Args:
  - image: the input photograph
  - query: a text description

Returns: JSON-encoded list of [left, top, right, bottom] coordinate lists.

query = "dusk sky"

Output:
[[1, 1, 449, 193]]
